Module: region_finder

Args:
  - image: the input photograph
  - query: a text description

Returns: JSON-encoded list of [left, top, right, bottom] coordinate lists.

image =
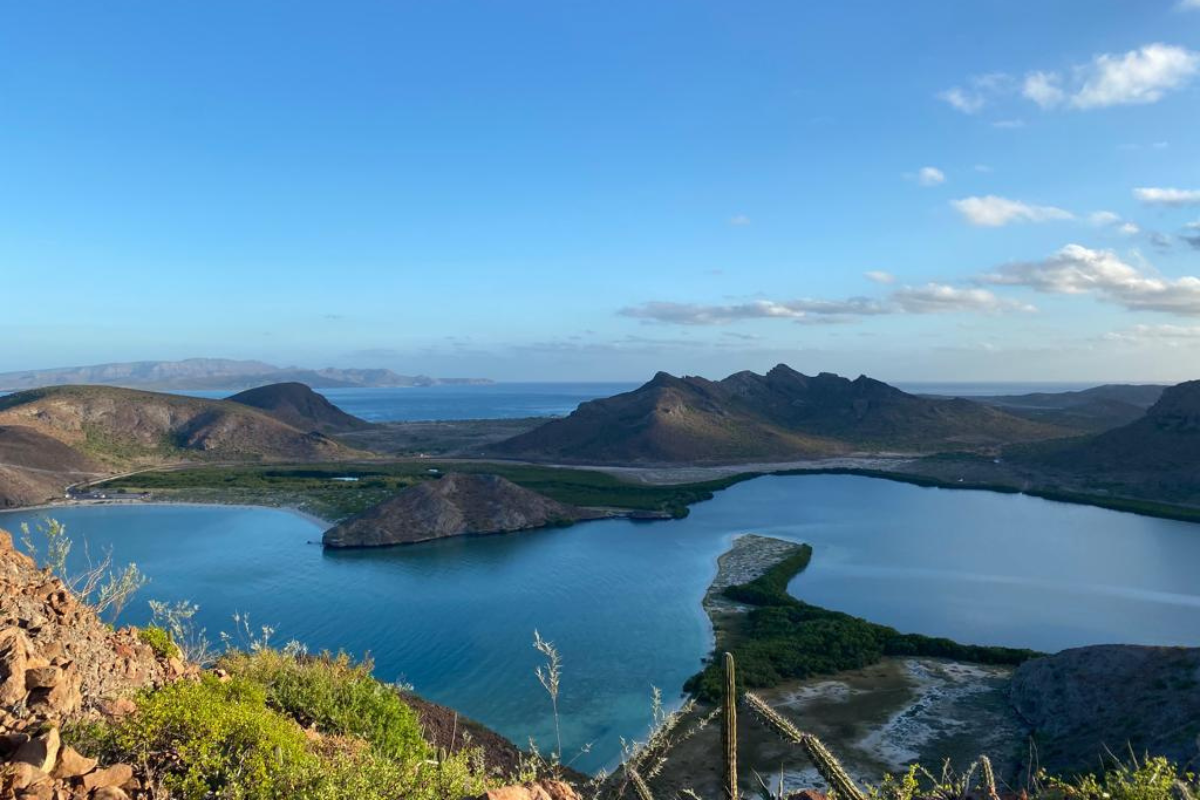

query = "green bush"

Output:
[[68, 651, 493, 800], [137, 625, 179, 659], [218, 649, 428, 761], [72, 676, 319, 800]]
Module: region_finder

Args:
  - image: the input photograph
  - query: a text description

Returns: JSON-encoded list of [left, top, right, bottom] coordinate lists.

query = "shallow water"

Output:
[[3, 474, 1198, 773]]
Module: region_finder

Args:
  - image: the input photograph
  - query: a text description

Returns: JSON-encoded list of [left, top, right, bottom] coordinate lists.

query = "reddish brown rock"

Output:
[[90, 787, 131, 800], [24, 667, 61, 690], [51, 746, 97, 779], [82, 764, 133, 791], [473, 780, 582, 800], [12, 727, 60, 773], [4, 761, 50, 790]]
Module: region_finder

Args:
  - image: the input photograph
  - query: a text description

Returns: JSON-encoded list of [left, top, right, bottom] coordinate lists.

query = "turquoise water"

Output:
[[3, 475, 1199, 773]]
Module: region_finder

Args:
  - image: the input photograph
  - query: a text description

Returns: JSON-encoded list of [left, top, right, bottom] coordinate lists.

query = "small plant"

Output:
[[137, 625, 180, 659], [20, 518, 147, 622], [149, 599, 214, 665], [533, 629, 564, 763]]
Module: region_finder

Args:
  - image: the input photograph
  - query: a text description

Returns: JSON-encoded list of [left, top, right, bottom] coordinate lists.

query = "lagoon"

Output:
[[3, 474, 1198, 773]]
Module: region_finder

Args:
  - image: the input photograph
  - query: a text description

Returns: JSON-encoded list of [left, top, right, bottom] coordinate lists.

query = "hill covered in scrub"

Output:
[[1009, 379, 1200, 505], [227, 382, 374, 434], [0, 385, 354, 468], [493, 365, 1066, 464], [0, 385, 362, 508], [323, 472, 603, 547]]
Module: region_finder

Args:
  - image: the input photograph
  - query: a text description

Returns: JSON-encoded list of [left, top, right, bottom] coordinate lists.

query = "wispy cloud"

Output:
[[1180, 0, 1200, 10], [891, 284, 1034, 314], [865, 270, 896, 285], [915, 166, 945, 186], [952, 195, 1074, 227], [619, 298, 888, 325], [980, 243, 1200, 314], [1134, 187, 1200, 206], [729, 214, 751, 226], [1105, 323, 1200, 343], [1089, 210, 1140, 235], [937, 73, 1010, 114], [1022, 71, 1065, 108]]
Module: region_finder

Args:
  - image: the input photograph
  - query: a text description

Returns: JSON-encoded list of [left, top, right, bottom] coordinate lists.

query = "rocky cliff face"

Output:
[[323, 473, 601, 548], [0, 529, 191, 798], [1011, 644, 1200, 774]]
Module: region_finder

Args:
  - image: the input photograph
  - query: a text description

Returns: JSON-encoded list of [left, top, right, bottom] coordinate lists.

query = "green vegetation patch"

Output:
[[68, 650, 492, 800], [137, 625, 180, 659], [99, 462, 757, 521], [685, 544, 1041, 701]]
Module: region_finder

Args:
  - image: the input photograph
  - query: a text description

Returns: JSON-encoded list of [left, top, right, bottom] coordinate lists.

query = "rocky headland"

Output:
[[322, 473, 604, 548]]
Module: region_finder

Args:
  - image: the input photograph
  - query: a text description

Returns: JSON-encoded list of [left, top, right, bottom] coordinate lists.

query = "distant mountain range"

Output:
[[961, 384, 1165, 433], [0, 358, 493, 392], [491, 364, 1067, 463]]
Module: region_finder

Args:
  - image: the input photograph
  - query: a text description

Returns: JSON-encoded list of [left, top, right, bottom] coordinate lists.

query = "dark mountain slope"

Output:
[[0, 385, 353, 468], [966, 384, 1165, 433], [0, 425, 104, 507], [1011, 380, 1200, 504], [492, 365, 1064, 464], [227, 382, 372, 434]]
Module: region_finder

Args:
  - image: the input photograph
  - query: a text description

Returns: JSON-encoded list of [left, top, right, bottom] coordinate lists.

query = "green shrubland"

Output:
[[686, 544, 1040, 700], [68, 650, 491, 800]]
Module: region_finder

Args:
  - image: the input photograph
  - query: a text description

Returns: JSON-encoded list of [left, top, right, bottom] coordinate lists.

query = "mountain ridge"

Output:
[[492, 364, 1068, 464]]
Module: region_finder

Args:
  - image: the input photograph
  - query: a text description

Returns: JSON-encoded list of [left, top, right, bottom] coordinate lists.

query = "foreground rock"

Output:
[[323, 473, 602, 548], [1011, 644, 1200, 775], [0, 528, 194, 799], [471, 780, 581, 800]]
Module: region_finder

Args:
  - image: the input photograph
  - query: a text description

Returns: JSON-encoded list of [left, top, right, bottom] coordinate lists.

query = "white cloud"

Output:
[[980, 243, 1200, 314], [916, 166, 946, 187], [1070, 44, 1199, 109], [952, 195, 1074, 227], [1105, 324, 1200, 343], [1133, 187, 1200, 206], [1090, 211, 1140, 236], [1180, 0, 1200, 9], [865, 270, 896, 285], [729, 214, 751, 226], [619, 298, 888, 325], [892, 284, 1034, 314], [1023, 71, 1066, 108], [938, 87, 986, 114], [937, 73, 1010, 114]]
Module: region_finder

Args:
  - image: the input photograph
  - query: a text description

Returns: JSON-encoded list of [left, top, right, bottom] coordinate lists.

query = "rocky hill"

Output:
[[0, 359, 490, 392], [0, 386, 360, 508], [966, 384, 1165, 433], [1013, 379, 1200, 504], [1011, 644, 1200, 775], [323, 473, 602, 547], [493, 365, 1065, 464], [227, 382, 373, 434]]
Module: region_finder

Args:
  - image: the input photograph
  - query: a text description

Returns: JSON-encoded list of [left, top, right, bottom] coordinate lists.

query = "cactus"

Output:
[[980, 755, 999, 800], [723, 652, 738, 800], [743, 691, 867, 800]]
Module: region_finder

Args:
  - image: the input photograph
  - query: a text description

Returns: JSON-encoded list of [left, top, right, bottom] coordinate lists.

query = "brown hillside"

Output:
[[0, 386, 353, 469], [493, 365, 1066, 464], [227, 382, 372, 434]]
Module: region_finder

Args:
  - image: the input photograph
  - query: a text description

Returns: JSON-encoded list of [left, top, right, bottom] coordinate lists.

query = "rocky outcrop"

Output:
[[470, 780, 582, 800], [227, 382, 372, 434], [0, 528, 193, 799], [1010, 644, 1200, 774], [323, 473, 602, 548]]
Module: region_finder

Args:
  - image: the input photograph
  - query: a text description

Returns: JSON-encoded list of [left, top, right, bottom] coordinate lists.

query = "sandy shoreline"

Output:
[[0, 499, 334, 530]]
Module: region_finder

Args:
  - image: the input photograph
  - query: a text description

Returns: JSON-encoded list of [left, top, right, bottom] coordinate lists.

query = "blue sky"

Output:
[[3, 1, 1200, 382]]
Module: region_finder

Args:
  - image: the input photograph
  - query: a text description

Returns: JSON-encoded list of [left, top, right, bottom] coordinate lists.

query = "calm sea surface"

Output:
[[3, 475, 1197, 773]]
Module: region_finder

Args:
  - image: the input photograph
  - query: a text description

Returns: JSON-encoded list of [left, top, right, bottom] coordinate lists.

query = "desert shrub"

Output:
[[71, 675, 319, 800], [218, 649, 428, 762], [137, 625, 179, 659]]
